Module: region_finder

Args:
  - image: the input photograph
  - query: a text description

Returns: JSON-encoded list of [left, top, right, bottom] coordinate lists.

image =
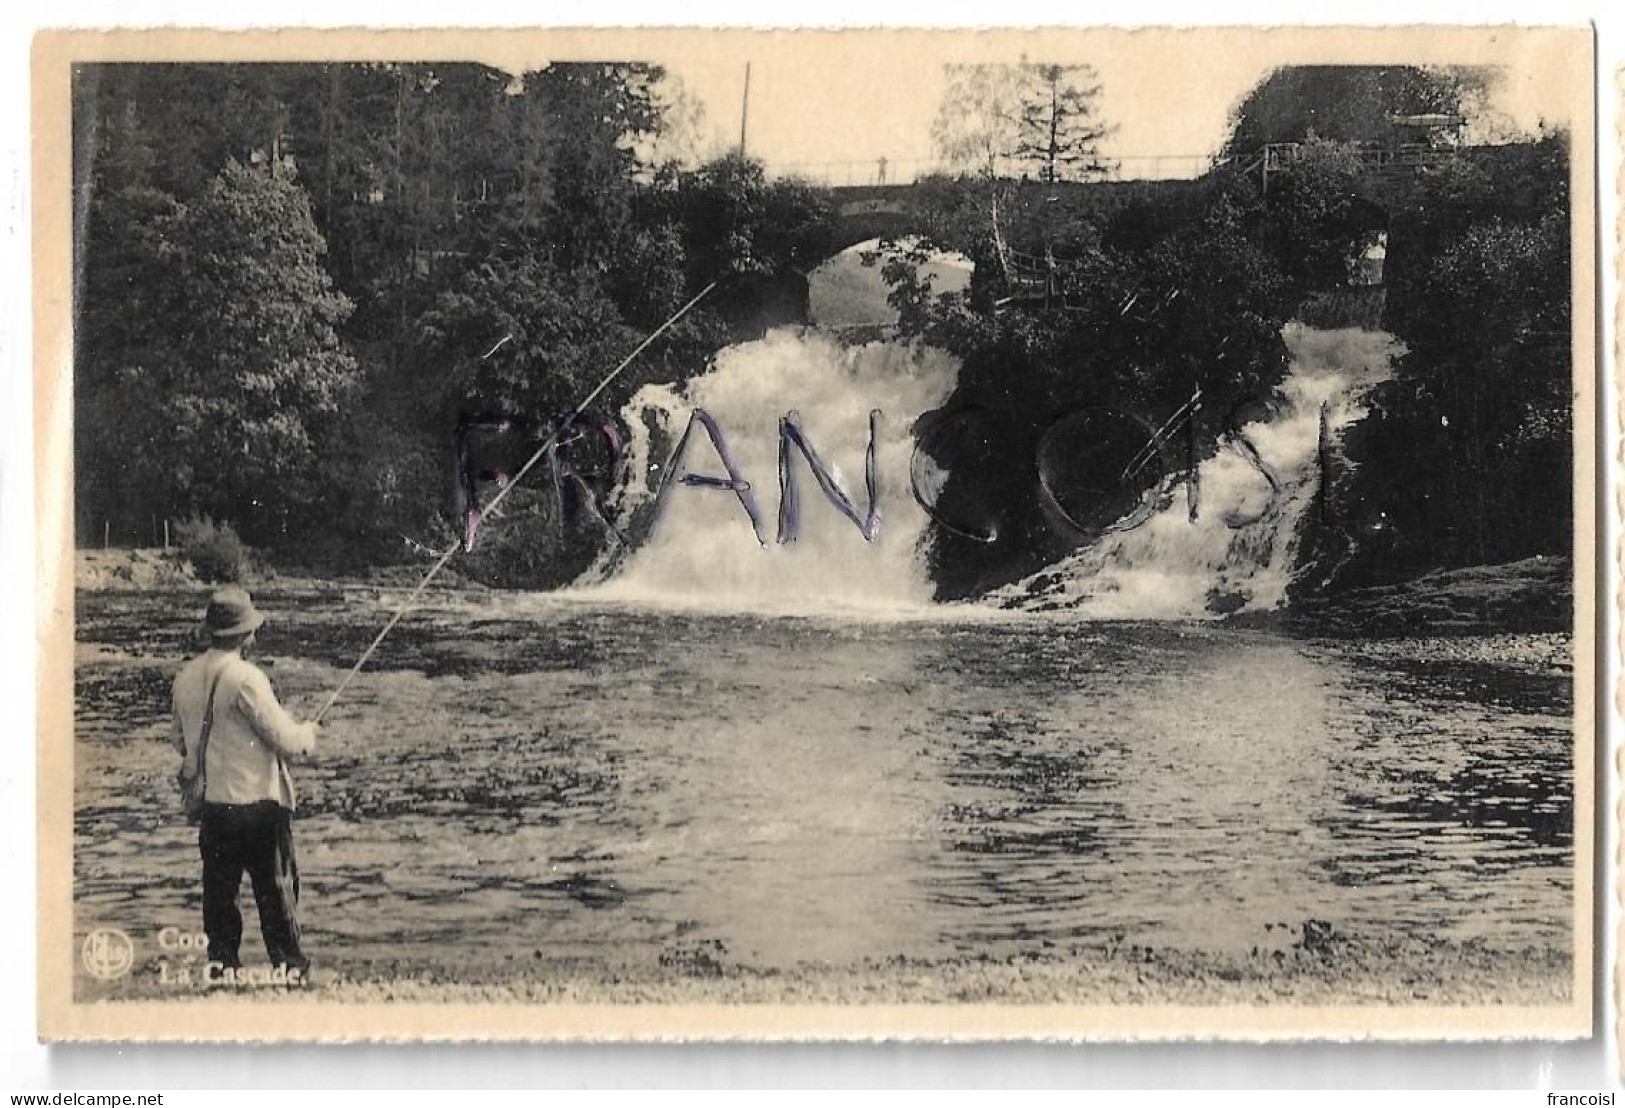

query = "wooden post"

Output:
[[163, 519, 170, 550], [103, 520, 110, 550]]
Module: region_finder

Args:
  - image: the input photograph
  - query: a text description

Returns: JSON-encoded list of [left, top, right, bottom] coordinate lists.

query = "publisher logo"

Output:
[[82, 927, 134, 980]]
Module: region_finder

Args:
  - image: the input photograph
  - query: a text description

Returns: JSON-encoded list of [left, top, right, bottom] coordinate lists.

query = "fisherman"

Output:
[[171, 586, 319, 984]]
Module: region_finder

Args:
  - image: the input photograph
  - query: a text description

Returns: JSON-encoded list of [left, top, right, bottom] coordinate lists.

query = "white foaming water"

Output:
[[992, 324, 1404, 618], [581, 323, 1400, 619], [578, 328, 961, 615]]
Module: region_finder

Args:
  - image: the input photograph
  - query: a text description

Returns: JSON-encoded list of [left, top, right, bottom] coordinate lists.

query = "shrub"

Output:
[[175, 514, 252, 583]]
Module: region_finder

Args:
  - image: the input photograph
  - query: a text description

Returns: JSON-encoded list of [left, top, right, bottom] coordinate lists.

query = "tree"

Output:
[[1298, 132, 1572, 588], [419, 250, 641, 423], [519, 62, 668, 273], [639, 72, 712, 169], [73, 64, 291, 201], [71, 60, 839, 575], [931, 62, 1028, 178], [1379, 211, 1569, 566], [75, 183, 190, 542], [873, 168, 1294, 599], [932, 61, 1114, 182], [1251, 138, 1380, 296], [1013, 64, 1114, 182], [652, 153, 834, 286], [77, 161, 359, 545], [1221, 65, 1490, 159], [176, 162, 360, 541], [924, 61, 1115, 326]]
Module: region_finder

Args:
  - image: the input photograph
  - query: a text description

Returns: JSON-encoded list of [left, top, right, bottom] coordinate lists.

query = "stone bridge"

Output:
[[814, 184, 923, 263], [813, 178, 1206, 266]]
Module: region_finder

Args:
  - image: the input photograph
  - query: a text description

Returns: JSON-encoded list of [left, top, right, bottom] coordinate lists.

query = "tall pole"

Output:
[[739, 63, 751, 155]]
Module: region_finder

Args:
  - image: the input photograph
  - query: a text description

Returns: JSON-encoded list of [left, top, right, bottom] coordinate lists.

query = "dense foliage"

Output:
[[73, 62, 834, 581], [74, 62, 1572, 601], [932, 62, 1114, 182], [876, 67, 1569, 598], [1305, 135, 1571, 588], [870, 174, 1303, 596], [1219, 65, 1490, 158], [174, 514, 253, 583], [77, 162, 359, 546]]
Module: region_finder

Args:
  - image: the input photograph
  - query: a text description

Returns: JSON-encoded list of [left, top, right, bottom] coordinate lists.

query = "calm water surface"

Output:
[[73, 585, 1573, 977]]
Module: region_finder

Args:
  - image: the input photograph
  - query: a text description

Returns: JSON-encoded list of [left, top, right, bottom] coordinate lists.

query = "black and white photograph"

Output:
[[35, 25, 1596, 1041]]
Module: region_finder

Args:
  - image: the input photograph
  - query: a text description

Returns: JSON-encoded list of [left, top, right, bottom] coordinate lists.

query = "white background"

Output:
[[0, 0, 1618, 1090]]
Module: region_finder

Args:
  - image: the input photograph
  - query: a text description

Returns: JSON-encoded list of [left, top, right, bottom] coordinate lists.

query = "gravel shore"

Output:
[[90, 931, 1571, 1007]]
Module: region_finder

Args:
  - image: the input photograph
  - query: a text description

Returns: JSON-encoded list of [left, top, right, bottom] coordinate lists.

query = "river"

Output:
[[73, 587, 1573, 997], [69, 309, 1576, 1004]]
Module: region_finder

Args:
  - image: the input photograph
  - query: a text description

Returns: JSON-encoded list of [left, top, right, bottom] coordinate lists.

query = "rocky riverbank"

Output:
[[75, 548, 483, 595], [76, 548, 201, 591], [1281, 556, 1573, 637]]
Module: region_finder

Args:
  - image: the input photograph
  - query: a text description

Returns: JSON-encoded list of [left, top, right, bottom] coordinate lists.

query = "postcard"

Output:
[[34, 24, 1596, 1041]]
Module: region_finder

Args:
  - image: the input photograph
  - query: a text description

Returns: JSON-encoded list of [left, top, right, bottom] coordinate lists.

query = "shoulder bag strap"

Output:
[[195, 662, 229, 781]]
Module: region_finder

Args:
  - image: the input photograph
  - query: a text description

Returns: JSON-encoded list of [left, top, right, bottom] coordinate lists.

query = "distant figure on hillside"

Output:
[[171, 586, 319, 985], [877, 156, 888, 184]]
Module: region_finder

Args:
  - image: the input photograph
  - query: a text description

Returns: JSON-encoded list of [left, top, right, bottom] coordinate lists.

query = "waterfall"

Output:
[[990, 324, 1404, 618], [578, 328, 961, 614], [579, 322, 1400, 619]]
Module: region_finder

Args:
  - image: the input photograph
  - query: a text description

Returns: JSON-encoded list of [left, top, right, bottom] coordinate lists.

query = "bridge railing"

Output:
[[762, 153, 1220, 186], [764, 142, 1462, 188], [1257, 140, 1463, 174]]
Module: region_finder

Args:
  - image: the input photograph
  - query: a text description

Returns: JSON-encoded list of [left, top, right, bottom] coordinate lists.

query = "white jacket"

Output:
[[171, 648, 316, 809]]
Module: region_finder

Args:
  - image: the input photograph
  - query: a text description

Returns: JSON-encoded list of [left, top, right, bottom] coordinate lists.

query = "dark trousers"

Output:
[[198, 801, 307, 972]]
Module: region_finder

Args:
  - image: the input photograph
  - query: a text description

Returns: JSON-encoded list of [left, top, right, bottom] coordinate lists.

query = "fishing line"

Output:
[[314, 280, 719, 723]]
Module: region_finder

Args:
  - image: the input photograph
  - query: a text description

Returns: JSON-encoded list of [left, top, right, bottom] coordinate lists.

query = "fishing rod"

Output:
[[313, 279, 719, 724]]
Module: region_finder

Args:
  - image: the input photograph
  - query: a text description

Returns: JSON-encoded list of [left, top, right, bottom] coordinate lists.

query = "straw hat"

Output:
[[202, 586, 266, 639]]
